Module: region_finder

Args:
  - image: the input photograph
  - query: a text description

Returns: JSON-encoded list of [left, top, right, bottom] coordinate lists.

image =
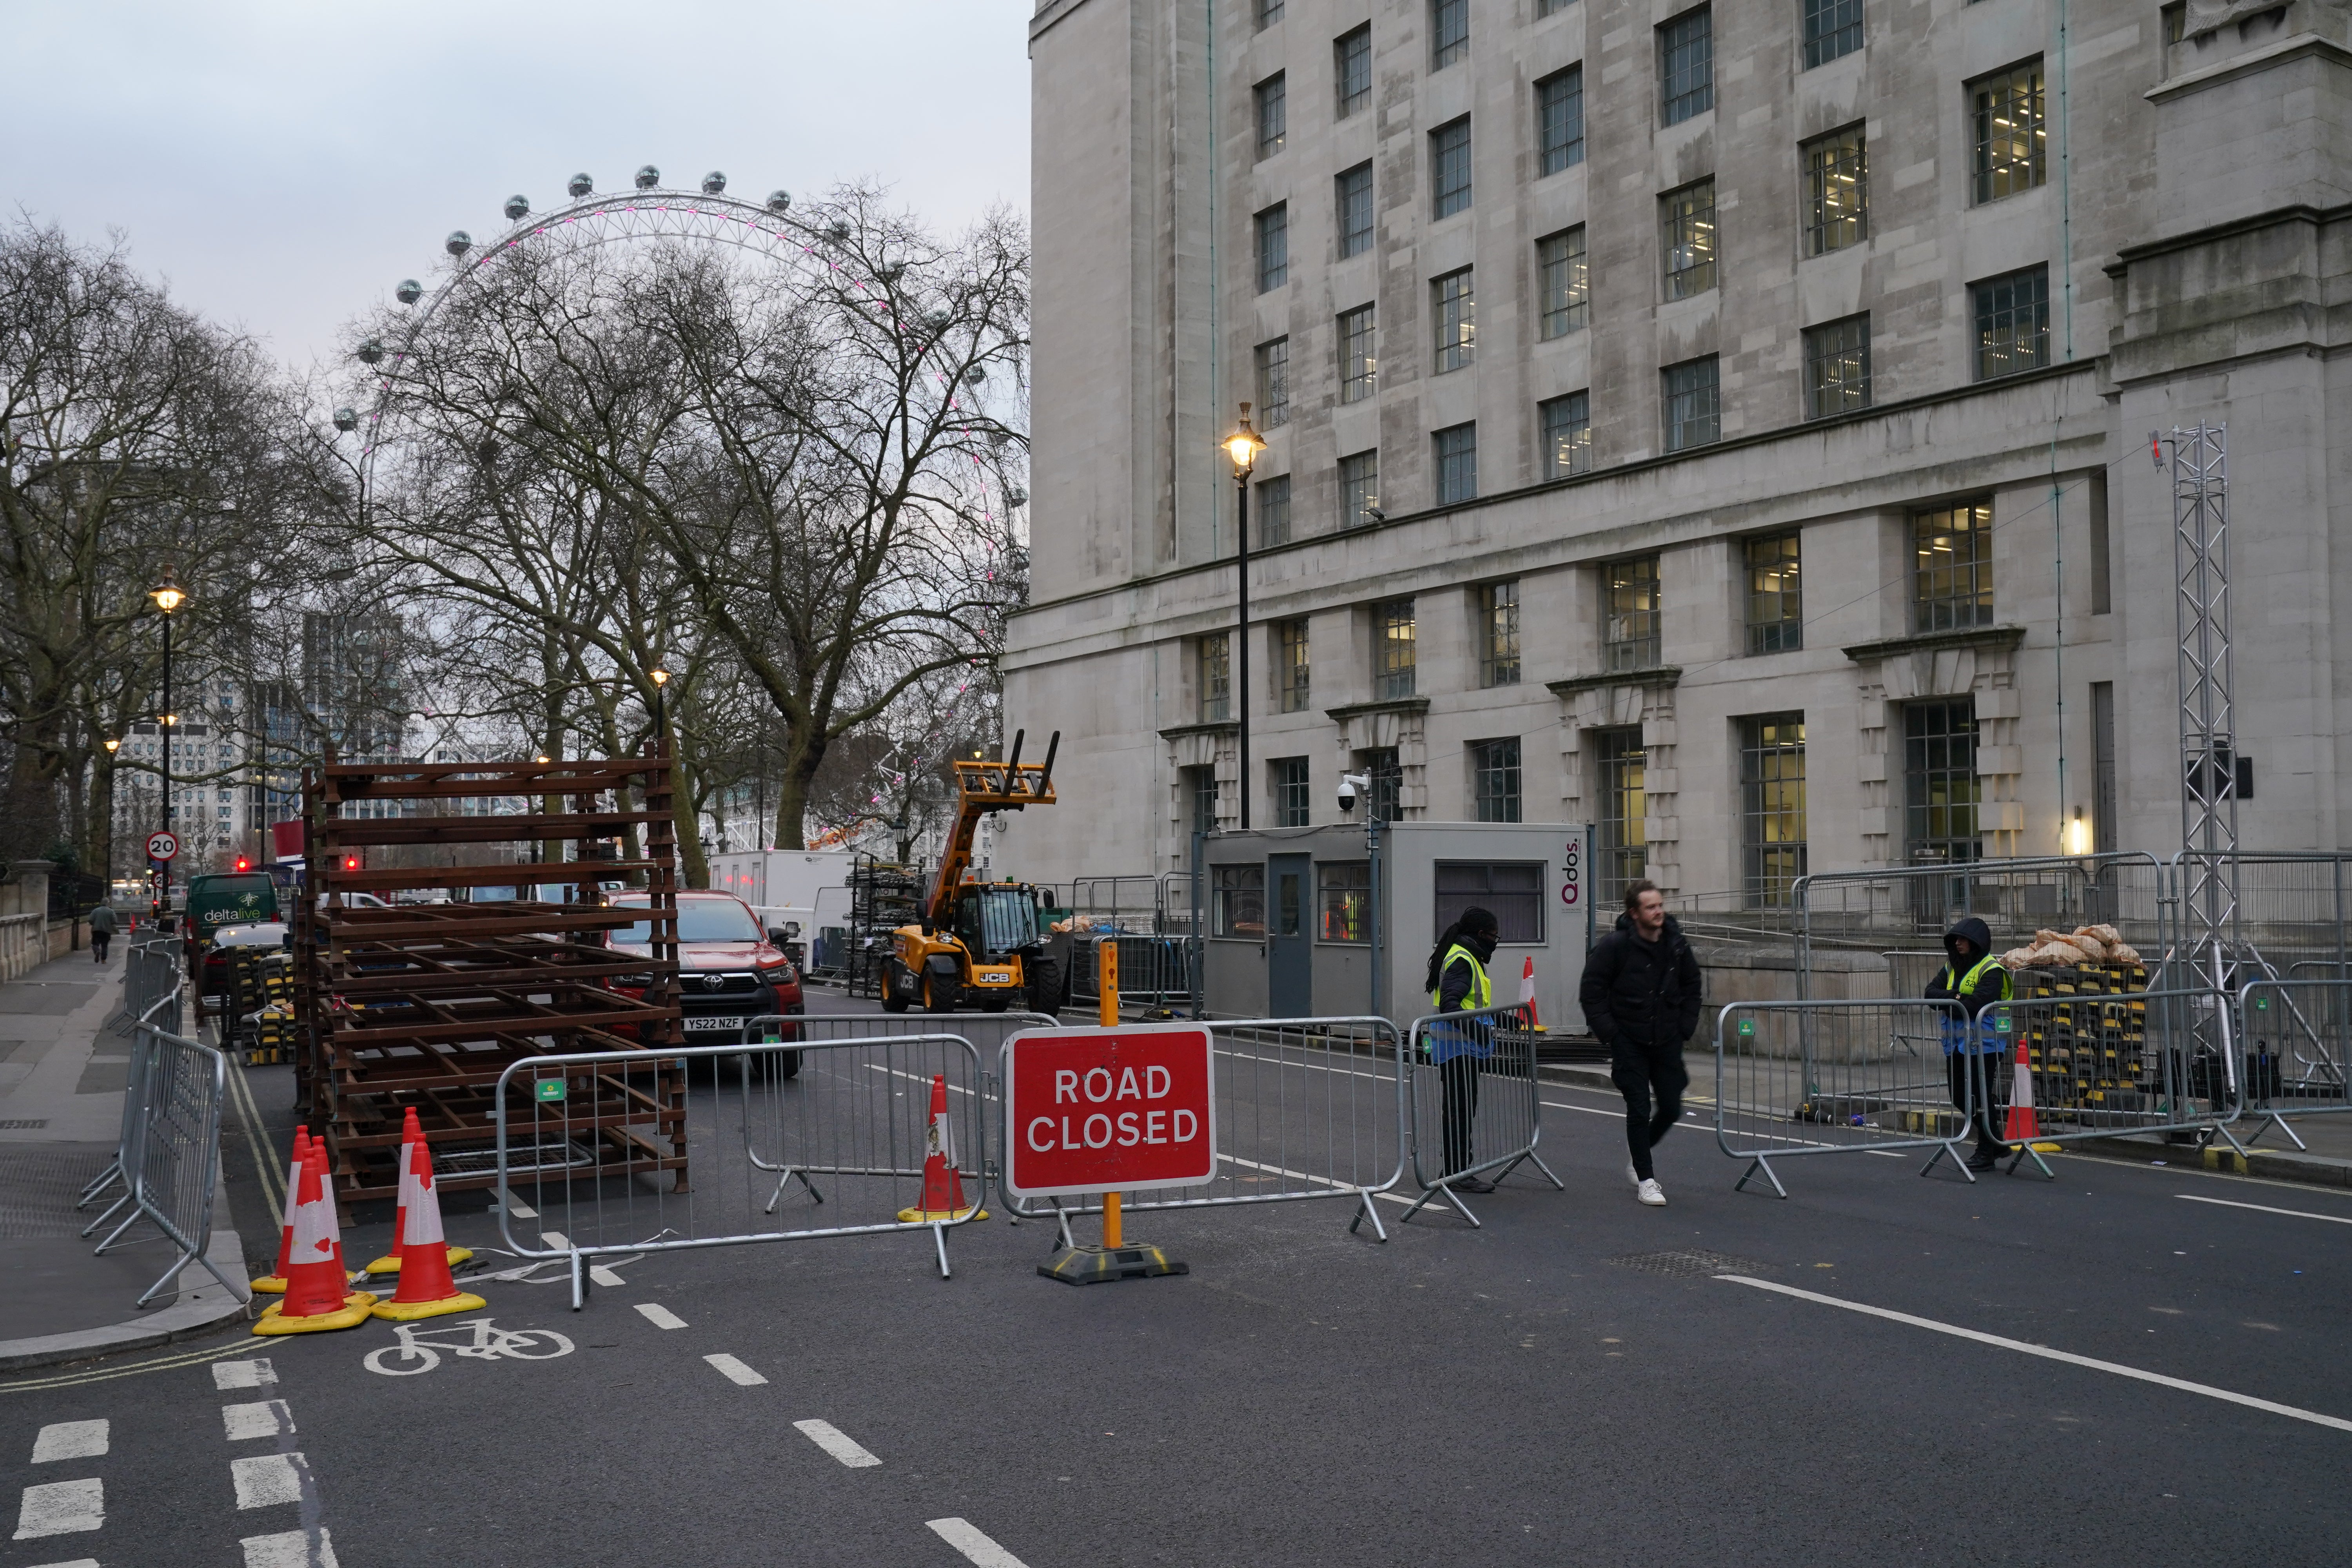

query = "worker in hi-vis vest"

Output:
[[1926, 914, 2015, 1171], [1426, 906, 1499, 1191]]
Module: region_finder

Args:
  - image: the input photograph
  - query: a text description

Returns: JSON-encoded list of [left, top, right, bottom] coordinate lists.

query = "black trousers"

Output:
[[1611, 1036, 1689, 1181], [1946, 1053, 2007, 1147], [1440, 1054, 1481, 1175], [91, 931, 110, 961]]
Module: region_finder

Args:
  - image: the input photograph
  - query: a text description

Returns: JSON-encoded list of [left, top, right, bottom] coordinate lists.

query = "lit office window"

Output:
[[1971, 61, 2046, 204], [1973, 266, 2049, 379], [1432, 268, 1475, 372], [1538, 227, 1589, 338], [1595, 729, 1648, 899], [1803, 315, 1871, 417], [1373, 599, 1416, 700], [1480, 581, 1521, 687], [1740, 714, 1808, 907], [1661, 180, 1717, 299], [1744, 532, 1804, 654], [1279, 618, 1311, 711], [1541, 392, 1591, 478], [1802, 126, 1867, 255], [1338, 304, 1377, 403], [1605, 556, 1662, 672], [1912, 499, 1994, 632]]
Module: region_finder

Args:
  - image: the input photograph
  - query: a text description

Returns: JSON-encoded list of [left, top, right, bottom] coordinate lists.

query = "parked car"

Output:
[[602, 890, 805, 1074]]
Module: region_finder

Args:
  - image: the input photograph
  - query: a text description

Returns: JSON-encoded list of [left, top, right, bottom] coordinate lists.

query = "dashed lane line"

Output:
[[927, 1517, 1029, 1567], [496, 1194, 538, 1219], [589, 1265, 626, 1287], [230, 1452, 312, 1510], [222, 1402, 296, 1442], [20, 1558, 98, 1568], [635, 1303, 688, 1330], [214, 1359, 277, 1391], [794, 1419, 880, 1467], [13, 1478, 103, 1541], [539, 1230, 572, 1251], [1718, 1275, 2352, 1434], [2177, 1192, 2352, 1225], [241, 1526, 341, 1568], [704, 1354, 768, 1387], [30, 1421, 108, 1463]]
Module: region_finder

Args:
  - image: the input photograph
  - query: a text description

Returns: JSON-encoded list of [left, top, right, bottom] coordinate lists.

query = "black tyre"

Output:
[[1026, 957, 1063, 1016], [880, 959, 911, 1013], [923, 977, 964, 1013]]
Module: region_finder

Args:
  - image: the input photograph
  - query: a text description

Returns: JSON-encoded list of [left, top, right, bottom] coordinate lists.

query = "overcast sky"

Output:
[[4, 0, 1033, 369]]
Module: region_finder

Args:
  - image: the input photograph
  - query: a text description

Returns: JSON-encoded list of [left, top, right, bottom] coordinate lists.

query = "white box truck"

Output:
[[708, 849, 857, 952]]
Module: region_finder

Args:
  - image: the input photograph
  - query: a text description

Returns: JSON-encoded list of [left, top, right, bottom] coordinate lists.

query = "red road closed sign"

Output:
[[1004, 1024, 1216, 1198]]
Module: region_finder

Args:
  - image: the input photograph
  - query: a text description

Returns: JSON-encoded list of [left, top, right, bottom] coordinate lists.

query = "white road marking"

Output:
[[497, 1194, 538, 1218], [241, 1526, 341, 1568], [539, 1231, 572, 1251], [213, 1358, 277, 1390], [1216, 1152, 1412, 1206], [1719, 1276, 2352, 1434], [927, 1517, 1029, 1567], [2178, 1193, 2352, 1225], [867, 1064, 973, 1096], [221, 1401, 296, 1441], [13, 1478, 103, 1539], [794, 1418, 880, 1467], [230, 1452, 311, 1509], [704, 1353, 767, 1387], [588, 1265, 624, 1287], [30, 1421, 107, 1463], [634, 1303, 687, 1330], [18, 1558, 99, 1567]]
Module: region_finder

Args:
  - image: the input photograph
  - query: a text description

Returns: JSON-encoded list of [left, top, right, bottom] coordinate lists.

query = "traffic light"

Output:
[[343, 854, 361, 872], [234, 855, 252, 873]]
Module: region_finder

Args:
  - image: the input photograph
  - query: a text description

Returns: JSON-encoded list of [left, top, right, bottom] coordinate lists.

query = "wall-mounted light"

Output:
[[2065, 808, 2092, 857]]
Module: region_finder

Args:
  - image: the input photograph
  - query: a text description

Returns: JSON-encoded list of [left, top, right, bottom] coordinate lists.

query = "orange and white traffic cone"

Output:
[[254, 1142, 376, 1335], [2002, 1034, 2041, 1144], [1519, 955, 1544, 1032], [365, 1107, 472, 1275], [897, 1074, 986, 1222], [250, 1126, 309, 1294], [371, 1124, 486, 1321]]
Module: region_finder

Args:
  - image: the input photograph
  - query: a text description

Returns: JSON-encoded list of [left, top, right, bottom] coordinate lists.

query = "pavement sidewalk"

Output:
[[0, 946, 249, 1372]]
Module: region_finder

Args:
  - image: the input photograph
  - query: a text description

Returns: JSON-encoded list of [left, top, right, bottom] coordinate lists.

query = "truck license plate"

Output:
[[682, 1016, 749, 1032]]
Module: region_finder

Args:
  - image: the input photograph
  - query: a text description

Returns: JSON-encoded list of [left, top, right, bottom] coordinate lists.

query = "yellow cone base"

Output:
[[1038, 1242, 1187, 1286], [370, 1289, 486, 1322], [362, 1244, 472, 1276], [249, 1275, 287, 1294], [252, 1290, 378, 1336], [898, 1205, 987, 1223]]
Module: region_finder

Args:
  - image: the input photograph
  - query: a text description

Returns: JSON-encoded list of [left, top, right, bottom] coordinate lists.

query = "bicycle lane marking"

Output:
[[359, 1318, 575, 1377]]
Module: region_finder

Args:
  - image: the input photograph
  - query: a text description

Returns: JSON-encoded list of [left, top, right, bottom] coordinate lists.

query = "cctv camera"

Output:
[[1336, 771, 1370, 813]]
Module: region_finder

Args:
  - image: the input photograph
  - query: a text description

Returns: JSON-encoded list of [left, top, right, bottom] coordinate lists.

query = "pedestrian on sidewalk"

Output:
[[1927, 915, 2013, 1171], [87, 901, 115, 963], [1426, 906, 1500, 1193], [1579, 880, 1702, 1208]]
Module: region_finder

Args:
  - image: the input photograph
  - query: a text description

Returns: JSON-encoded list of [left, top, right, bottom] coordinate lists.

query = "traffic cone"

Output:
[[372, 1124, 486, 1321], [2002, 1034, 2042, 1144], [897, 1074, 987, 1222], [250, 1126, 309, 1294], [1519, 955, 1544, 1032], [253, 1142, 375, 1335], [364, 1107, 472, 1275]]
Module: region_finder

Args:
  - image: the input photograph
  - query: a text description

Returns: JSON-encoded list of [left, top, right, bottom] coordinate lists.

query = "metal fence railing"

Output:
[[1401, 1004, 1560, 1226], [1067, 935, 1200, 1014], [1975, 988, 2241, 1168], [2234, 978, 2352, 1149], [79, 1014, 246, 1308], [80, 938, 184, 1224], [1713, 998, 1978, 1196], [1795, 854, 2167, 988]]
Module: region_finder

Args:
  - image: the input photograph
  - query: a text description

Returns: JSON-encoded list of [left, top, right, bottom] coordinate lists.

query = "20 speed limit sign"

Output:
[[146, 830, 180, 862], [1002, 1023, 1216, 1198]]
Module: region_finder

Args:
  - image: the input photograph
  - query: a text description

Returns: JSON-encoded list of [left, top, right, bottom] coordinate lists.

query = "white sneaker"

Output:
[[1636, 1178, 1667, 1207]]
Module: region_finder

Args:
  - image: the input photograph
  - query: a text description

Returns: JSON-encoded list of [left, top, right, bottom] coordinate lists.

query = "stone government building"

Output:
[[1000, 0, 2352, 907]]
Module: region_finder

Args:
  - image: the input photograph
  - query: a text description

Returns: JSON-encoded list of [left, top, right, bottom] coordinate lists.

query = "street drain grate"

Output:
[[1607, 1249, 1772, 1278]]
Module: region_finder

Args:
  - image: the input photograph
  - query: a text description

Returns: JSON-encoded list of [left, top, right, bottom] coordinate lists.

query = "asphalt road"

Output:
[[5, 998, 2348, 1567]]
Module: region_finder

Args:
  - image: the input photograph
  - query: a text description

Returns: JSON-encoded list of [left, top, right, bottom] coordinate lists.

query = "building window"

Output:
[[1802, 0, 1863, 68], [2088, 471, 2111, 614], [1214, 864, 1265, 936], [1319, 862, 1371, 942], [1971, 61, 2046, 204], [1661, 180, 1717, 299], [1661, 356, 1720, 452], [1359, 747, 1403, 822], [1185, 765, 1218, 839], [1744, 532, 1804, 654], [2091, 681, 2117, 853], [1339, 450, 1380, 527], [1258, 474, 1292, 548], [1432, 267, 1475, 371], [1431, 0, 1468, 69], [1436, 861, 1544, 942], [1472, 739, 1523, 822], [1973, 265, 2049, 380], [1274, 757, 1311, 826], [1802, 126, 1867, 255], [1255, 73, 1287, 158], [1338, 304, 1377, 403], [1541, 391, 1592, 478], [1604, 555, 1662, 672], [1537, 65, 1585, 175], [1913, 499, 1994, 632], [1335, 24, 1372, 118], [1904, 699, 1980, 865], [1279, 618, 1311, 711], [1373, 598, 1416, 700], [1255, 337, 1290, 429], [1255, 204, 1289, 292], [1431, 117, 1474, 219], [1803, 315, 1871, 418], [1256, 0, 1284, 24], [1594, 729, 1648, 900], [1481, 580, 1521, 686], [1659, 7, 1714, 125], [1336, 162, 1374, 258], [1200, 632, 1232, 722], [1538, 227, 1590, 338], [1433, 423, 1477, 504], [1740, 714, 1808, 907]]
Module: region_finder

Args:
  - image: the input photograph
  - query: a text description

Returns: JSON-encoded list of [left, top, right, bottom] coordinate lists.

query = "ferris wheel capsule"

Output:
[[963, 365, 986, 385], [826, 220, 850, 244], [635, 165, 660, 190], [333, 408, 359, 432], [766, 189, 792, 213], [701, 171, 727, 194], [1007, 487, 1029, 506], [504, 194, 530, 221], [445, 230, 472, 257], [568, 172, 593, 198], [356, 338, 386, 365], [395, 278, 423, 305]]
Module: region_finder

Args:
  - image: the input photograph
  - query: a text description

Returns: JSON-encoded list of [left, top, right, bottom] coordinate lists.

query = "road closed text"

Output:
[[1003, 1025, 1217, 1197], [1028, 1064, 1202, 1154]]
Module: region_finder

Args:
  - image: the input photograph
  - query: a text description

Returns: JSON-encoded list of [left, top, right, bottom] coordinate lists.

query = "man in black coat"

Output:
[[1579, 880, 1703, 1207]]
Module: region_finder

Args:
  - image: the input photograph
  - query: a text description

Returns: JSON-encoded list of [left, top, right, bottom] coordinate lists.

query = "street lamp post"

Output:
[[1220, 405, 1267, 831], [650, 667, 670, 746], [102, 737, 119, 891], [150, 570, 186, 924]]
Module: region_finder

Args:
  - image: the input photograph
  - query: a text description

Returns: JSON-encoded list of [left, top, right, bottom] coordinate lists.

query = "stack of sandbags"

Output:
[[2000, 923, 2141, 970]]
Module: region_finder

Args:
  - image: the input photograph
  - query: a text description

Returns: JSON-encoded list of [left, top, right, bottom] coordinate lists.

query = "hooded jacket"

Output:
[[1578, 911, 1703, 1049], [1926, 915, 2013, 1052]]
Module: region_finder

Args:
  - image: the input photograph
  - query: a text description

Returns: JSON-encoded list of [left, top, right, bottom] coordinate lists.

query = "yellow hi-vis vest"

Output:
[[1939, 951, 2014, 1053], [1430, 944, 1493, 1011]]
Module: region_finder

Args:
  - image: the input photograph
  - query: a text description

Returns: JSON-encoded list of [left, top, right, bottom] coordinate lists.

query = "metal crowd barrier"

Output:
[[494, 1031, 990, 1308], [2232, 979, 2352, 1151], [1714, 998, 1976, 1196], [993, 1015, 1408, 1241], [1067, 934, 1200, 1013], [1974, 987, 2240, 1173], [81, 954, 183, 1220], [1401, 1003, 1560, 1226], [85, 1019, 245, 1307]]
